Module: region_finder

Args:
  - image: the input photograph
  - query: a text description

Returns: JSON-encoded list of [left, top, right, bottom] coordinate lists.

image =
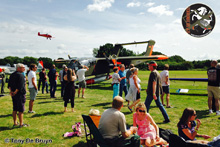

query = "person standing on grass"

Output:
[[112, 67, 122, 99], [0, 68, 5, 94], [98, 96, 140, 147], [207, 60, 220, 115], [8, 63, 29, 127], [126, 64, 134, 90], [48, 64, 57, 98], [41, 68, 49, 94], [59, 65, 67, 97], [126, 68, 141, 112], [28, 64, 38, 113], [63, 69, 76, 112], [160, 64, 172, 108], [76, 65, 89, 98], [145, 61, 170, 123], [119, 64, 128, 97]]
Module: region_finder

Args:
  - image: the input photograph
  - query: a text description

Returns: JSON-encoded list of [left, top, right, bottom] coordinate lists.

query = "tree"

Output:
[[38, 57, 53, 69], [23, 56, 38, 66], [93, 43, 136, 58]]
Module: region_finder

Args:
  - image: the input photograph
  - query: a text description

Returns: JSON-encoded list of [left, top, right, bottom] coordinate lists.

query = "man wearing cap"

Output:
[[207, 60, 220, 115], [145, 61, 170, 123]]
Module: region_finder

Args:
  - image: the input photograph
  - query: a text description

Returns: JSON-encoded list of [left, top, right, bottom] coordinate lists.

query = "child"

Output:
[[112, 67, 121, 99]]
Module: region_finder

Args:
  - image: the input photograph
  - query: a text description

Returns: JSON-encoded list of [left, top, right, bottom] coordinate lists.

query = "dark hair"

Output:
[[113, 67, 118, 72], [79, 65, 83, 69], [67, 68, 73, 82], [30, 64, 36, 70], [177, 108, 195, 128], [42, 68, 45, 71], [129, 64, 134, 68]]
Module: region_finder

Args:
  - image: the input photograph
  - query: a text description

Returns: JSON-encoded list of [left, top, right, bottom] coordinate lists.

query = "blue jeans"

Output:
[[145, 95, 169, 121], [42, 81, 49, 94], [113, 84, 119, 99], [119, 84, 128, 97], [50, 81, 57, 97]]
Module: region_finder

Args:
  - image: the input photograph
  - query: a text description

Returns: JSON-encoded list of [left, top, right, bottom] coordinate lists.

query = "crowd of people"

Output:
[[5, 60, 220, 146]]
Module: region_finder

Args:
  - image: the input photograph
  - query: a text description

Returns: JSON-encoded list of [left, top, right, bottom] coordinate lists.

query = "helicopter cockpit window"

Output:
[[80, 60, 90, 67]]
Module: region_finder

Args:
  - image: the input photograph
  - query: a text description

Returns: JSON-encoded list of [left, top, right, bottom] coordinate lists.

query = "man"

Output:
[[145, 61, 170, 123], [59, 65, 67, 97], [118, 64, 128, 97], [28, 64, 38, 113], [99, 96, 140, 147], [160, 64, 171, 108], [0, 68, 5, 94], [207, 60, 220, 115], [8, 63, 28, 127], [40, 68, 49, 94], [76, 65, 89, 98], [48, 64, 57, 98], [126, 64, 134, 90]]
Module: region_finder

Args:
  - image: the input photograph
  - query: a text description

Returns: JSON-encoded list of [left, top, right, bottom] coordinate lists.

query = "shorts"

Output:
[[162, 86, 170, 94], [79, 80, 86, 88], [136, 92, 141, 100], [12, 94, 26, 112], [207, 86, 220, 99], [29, 88, 38, 100]]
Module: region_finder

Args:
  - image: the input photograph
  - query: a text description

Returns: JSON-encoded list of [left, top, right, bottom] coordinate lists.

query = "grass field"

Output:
[[0, 70, 220, 147]]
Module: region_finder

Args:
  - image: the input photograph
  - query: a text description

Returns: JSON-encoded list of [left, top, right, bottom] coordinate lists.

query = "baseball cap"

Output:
[[147, 61, 157, 67]]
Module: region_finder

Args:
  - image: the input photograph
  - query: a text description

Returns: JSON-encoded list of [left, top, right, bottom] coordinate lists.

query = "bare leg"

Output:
[[29, 100, 34, 111], [78, 88, 81, 97], [71, 108, 75, 112], [161, 93, 165, 105], [82, 88, 85, 98], [18, 112, 23, 126], [208, 97, 213, 110], [129, 99, 141, 109], [166, 93, 170, 107], [12, 111, 17, 125], [64, 107, 67, 112]]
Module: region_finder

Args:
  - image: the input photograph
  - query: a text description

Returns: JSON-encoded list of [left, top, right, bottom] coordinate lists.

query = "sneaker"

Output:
[[216, 111, 220, 116], [19, 124, 29, 128], [28, 110, 35, 113], [209, 110, 213, 114], [82, 96, 85, 99], [13, 122, 20, 127]]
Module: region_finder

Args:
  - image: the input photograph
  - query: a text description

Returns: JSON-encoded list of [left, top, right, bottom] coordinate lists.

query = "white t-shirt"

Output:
[[112, 73, 120, 84], [76, 69, 87, 82], [28, 70, 37, 88], [160, 70, 169, 86]]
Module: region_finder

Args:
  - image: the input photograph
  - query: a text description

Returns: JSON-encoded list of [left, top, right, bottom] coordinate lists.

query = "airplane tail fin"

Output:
[[145, 40, 155, 56], [38, 32, 40, 36]]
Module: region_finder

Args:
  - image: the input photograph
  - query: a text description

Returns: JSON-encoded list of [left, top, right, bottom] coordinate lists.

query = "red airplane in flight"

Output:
[[38, 32, 53, 40]]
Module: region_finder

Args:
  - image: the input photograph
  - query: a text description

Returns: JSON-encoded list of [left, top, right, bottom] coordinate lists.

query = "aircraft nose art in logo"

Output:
[[182, 3, 215, 38]]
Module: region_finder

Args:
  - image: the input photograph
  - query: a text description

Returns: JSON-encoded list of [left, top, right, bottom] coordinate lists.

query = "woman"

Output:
[[112, 67, 121, 99], [63, 69, 77, 112], [126, 67, 141, 112], [177, 108, 211, 144], [133, 103, 167, 146]]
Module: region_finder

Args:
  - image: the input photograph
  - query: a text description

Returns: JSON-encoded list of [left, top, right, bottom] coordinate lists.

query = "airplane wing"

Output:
[[169, 78, 208, 82]]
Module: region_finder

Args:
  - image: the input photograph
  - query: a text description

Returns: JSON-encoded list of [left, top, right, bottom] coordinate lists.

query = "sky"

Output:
[[0, 0, 219, 61]]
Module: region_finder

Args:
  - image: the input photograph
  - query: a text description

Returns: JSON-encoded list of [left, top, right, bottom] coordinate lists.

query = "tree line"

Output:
[[0, 43, 216, 70]]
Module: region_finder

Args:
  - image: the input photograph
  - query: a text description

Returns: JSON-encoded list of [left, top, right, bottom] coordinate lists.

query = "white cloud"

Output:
[[87, 0, 114, 12], [144, 2, 155, 7], [147, 5, 173, 16], [127, 2, 141, 8], [176, 8, 185, 11], [138, 12, 145, 15], [57, 44, 66, 50]]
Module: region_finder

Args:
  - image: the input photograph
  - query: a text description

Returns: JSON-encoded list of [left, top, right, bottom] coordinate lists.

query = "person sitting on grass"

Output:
[[177, 108, 211, 144], [89, 109, 101, 128], [63, 69, 76, 112], [133, 102, 167, 147]]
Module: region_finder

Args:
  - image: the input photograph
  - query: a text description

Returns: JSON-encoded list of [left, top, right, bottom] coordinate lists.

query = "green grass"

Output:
[[0, 70, 220, 146]]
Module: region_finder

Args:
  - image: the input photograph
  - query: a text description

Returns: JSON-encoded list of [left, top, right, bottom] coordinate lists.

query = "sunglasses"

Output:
[[138, 110, 145, 113], [193, 114, 197, 116]]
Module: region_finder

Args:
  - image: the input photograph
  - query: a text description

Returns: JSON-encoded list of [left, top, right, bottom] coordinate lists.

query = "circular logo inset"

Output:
[[182, 3, 215, 37]]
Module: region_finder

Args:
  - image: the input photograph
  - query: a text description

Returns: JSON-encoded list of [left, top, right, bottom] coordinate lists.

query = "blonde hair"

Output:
[[135, 102, 147, 113], [89, 109, 100, 116], [130, 67, 138, 74]]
